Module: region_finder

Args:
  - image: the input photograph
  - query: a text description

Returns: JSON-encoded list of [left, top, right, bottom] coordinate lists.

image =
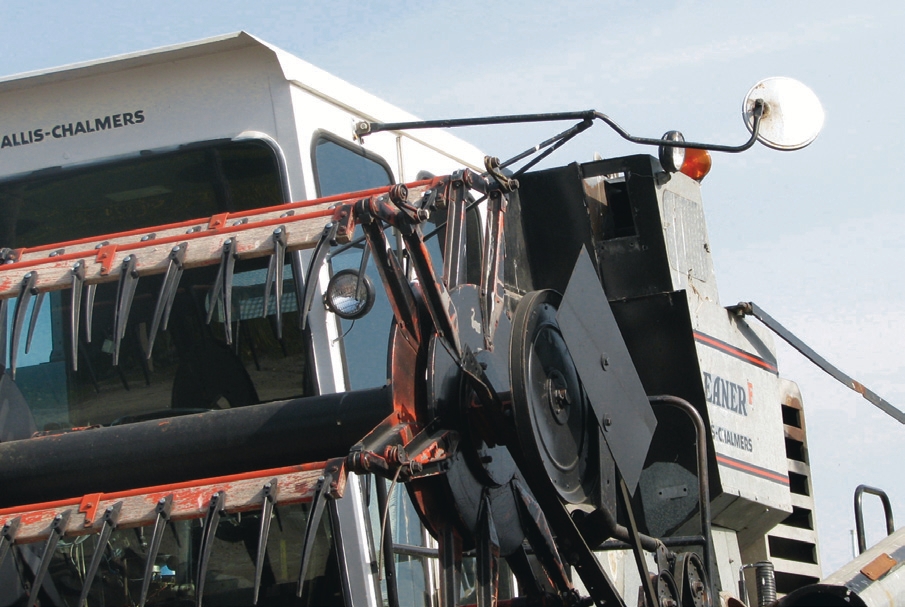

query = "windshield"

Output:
[[0, 140, 311, 434]]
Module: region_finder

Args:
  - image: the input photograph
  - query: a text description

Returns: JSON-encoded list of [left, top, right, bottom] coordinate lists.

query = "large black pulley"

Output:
[[420, 285, 526, 555], [510, 289, 597, 506]]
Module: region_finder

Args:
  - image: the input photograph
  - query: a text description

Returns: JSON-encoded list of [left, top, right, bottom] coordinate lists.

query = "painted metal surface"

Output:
[[0, 184, 439, 299], [0, 461, 335, 545], [690, 297, 792, 535], [781, 527, 905, 607]]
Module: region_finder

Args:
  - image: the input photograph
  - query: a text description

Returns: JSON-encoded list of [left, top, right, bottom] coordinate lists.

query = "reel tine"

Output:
[[476, 491, 500, 607], [253, 479, 280, 605], [262, 241, 276, 321], [147, 243, 187, 358], [84, 283, 97, 344], [0, 517, 20, 570], [70, 261, 86, 371], [206, 238, 236, 324], [222, 240, 236, 345], [10, 271, 37, 379], [112, 255, 139, 367], [160, 248, 186, 333], [206, 247, 225, 325], [28, 510, 72, 607], [196, 491, 225, 607], [24, 292, 45, 355], [261, 262, 275, 318], [206, 238, 236, 344], [138, 495, 173, 607], [618, 476, 659, 607], [299, 223, 338, 331], [262, 227, 287, 339], [84, 242, 108, 345], [289, 251, 306, 320], [0, 298, 8, 372], [296, 471, 333, 597], [23, 248, 64, 356], [77, 501, 123, 607], [273, 227, 287, 340]]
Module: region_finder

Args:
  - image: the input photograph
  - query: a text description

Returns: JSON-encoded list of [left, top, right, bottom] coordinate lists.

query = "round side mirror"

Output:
[[324, 268, 375, 320], [743, 77, 824, 151]]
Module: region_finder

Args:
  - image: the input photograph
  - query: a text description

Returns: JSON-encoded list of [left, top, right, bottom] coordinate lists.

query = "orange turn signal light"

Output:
[[680, 148, 712, 181]]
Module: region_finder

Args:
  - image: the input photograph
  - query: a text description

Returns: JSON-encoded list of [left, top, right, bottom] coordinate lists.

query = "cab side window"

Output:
[[313, 134, 393, 197], [312, 134, 396, 390]]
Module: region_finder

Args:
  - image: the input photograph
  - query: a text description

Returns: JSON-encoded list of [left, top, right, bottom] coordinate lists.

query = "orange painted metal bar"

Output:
[[0, 459, 346, 545], [5, 207, 336, 273], [0, 460, 330, 518], [13, 178, 437, 257], [0, 179, 444, 298]]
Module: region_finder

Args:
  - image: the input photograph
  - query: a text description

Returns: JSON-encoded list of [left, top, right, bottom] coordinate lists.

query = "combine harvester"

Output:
[[0, 32, 901, 606]]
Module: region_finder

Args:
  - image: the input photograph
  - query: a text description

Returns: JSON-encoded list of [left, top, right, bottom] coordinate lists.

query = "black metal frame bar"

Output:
[[356, 101, 765, 155], [732, 301, 905, 425], [854, 484, 896, 554], [374, 477, 400, 607], [649, 395, 715, 607], [618, 476, 659, 607]]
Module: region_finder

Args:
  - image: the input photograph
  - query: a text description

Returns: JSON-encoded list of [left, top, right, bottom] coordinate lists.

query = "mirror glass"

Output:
[[743, 77, 824, 150]]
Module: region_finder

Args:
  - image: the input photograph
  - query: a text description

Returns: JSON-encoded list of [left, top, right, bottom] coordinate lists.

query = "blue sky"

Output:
[[2, 0, 904, 573]]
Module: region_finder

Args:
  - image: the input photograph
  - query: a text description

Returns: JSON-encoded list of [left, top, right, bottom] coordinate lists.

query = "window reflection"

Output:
[[0, 141, 309, 435]]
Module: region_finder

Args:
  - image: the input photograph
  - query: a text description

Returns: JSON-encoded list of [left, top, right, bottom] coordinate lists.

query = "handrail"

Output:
[[854, 484, 895, 554]]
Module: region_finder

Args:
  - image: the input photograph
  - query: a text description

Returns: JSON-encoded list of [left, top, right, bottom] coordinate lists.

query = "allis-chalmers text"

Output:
[[1, 110, 146, 150]]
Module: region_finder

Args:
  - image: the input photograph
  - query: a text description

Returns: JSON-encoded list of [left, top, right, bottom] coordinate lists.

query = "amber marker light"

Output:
[[681, 148, 712, 181]]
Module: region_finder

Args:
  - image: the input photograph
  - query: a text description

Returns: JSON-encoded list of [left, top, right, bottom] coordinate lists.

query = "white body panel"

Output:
[[656, 173, 793, 535]]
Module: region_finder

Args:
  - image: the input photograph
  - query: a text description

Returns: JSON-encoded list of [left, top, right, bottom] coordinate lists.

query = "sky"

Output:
[[2, 0, 904, 576]]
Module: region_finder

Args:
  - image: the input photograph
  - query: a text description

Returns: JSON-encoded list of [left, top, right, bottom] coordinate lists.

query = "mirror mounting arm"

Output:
[[592, 99, 764, 153], [355, 98, 766, 155]]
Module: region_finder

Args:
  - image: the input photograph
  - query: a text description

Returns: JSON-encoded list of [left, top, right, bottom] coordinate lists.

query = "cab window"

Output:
[[0, 140, 310, 433], [313, 134, 394, 198], [313, 135, 396, 391]]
